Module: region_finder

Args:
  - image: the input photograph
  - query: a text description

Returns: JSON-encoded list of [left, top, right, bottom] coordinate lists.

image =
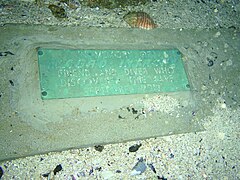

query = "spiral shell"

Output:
[[124, 11, 157, 30]]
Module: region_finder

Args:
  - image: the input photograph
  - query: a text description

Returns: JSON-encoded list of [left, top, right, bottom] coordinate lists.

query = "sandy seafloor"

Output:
[[0, 0, 240, 179]]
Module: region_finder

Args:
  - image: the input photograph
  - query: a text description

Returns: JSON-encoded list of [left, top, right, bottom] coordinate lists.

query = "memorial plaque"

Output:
[[37, 48, 190, 99]]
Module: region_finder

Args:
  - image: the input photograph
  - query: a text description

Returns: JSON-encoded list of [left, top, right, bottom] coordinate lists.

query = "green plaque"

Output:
[[37, 48, 190, 99]]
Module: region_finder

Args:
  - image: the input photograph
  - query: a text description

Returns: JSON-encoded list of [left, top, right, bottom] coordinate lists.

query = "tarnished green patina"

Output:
[[38, 48, 190, 99]]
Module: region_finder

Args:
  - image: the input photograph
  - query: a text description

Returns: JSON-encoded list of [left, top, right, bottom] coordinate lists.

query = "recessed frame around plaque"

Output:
[[37, 48, 190, 99]]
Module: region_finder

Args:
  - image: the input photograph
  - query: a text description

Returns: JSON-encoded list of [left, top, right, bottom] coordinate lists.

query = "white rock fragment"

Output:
[[217, 132, 225, 140], [201, 85, 208, 91], [220, 103, 227, 109], [131, 169, 142, 176], [101, 170, 115, 179], [214, 31, 221, 38], [226, 59, 233, 66], [224, 43, 229, 48], [210, 90, 216, 95]]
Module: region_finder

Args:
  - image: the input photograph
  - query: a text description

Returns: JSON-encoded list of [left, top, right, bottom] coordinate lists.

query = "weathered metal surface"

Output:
[[38, 48, 189, 99]]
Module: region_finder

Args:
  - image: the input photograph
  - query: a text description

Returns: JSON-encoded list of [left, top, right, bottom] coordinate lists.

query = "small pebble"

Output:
[[131, 157, 147, 175], [89, 167, 94, 175], [53, 164, 62, 175], [101, 170, 114, 179], [0, 51, 14, 56], [220, 103, 227, 109], [226, 59, 232, 66], [148, 163, 157, 173], [95, 167, 102, 171], [224, 43, 229, 48], [201, 85, 208, 91], [118, 115, 125, 119], [42, 172, 50, 177], [207, 59, 214, 67], [94, 145, 104, 152], [169, 153, 174, 158], [48, 4, 67, 19], [129, 144, 142, 152], [71, 175, 76, 180], [9, 80, 14, 86], [214, 31, 221, 37], [131, 108, 138, 114], [77, 171, 85, 177], [157, 176, 167, 180], [0, 166, 3, 178], [217, 132, 225, 140]]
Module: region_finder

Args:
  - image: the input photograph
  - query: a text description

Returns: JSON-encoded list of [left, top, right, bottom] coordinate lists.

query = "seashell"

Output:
[[124, 11, 157, 30]]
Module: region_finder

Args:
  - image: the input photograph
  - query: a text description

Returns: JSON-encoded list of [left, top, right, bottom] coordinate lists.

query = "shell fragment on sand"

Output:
[[124, 11, 157, 30]]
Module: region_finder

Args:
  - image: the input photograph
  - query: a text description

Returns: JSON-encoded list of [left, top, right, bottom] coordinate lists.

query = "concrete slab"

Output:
[[0, 24, 238, 161]]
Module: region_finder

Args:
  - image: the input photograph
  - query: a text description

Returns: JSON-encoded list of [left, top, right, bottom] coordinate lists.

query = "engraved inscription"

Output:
[[56, 57, 177, 95], [39, 49, 188, 98]]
